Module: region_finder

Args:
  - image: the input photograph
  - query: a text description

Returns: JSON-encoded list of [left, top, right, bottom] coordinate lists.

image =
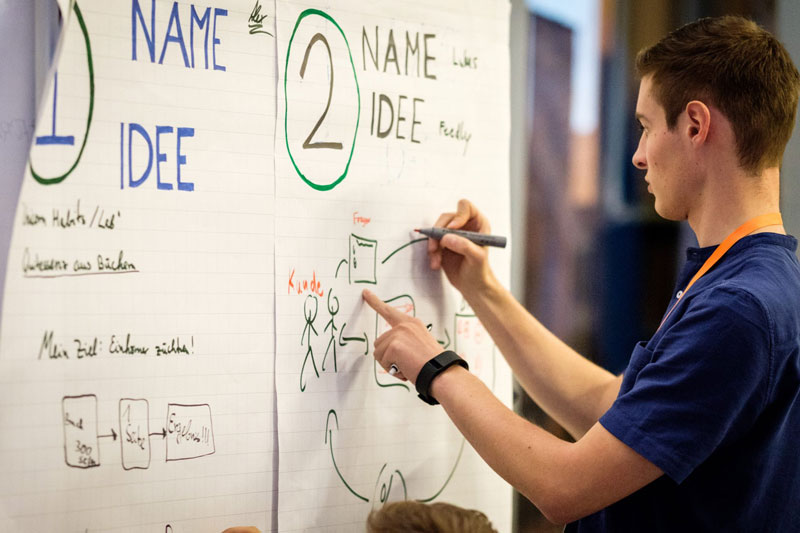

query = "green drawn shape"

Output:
[[349, 234, 377, 284], [373, 359, 409, 391], [374, 463, 408, 503], [417, 438, 466, 503], [338, 321, 369, 355], [335, 258, 348, 278], [381, 237, 427, 265], [30, 2, 94, 186], [373, 294, 415, 391], [284, 9, 360, 191], [374, 294, 416, 342], [436, 327, 451, 348], [326, 409, 369, 502]]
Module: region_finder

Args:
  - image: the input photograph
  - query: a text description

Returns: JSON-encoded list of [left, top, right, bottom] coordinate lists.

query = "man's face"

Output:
[[631, 76, 694, 221]]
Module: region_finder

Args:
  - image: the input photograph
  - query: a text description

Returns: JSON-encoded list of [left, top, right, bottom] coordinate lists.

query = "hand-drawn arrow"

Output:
[[149, 428, 166, 439], [417, 438, 466, 502], [381, 237, 427, 264], [325, 409, 369, 502], [335, 258, 348, 279], [338, 322, 369, 355], [98, 428, 117, 441]]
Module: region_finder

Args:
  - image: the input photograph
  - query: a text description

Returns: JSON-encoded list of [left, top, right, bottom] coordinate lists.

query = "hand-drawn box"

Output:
[[349, 234, 377, 284], [374, 294, 416, 338], [119, 398, 151, 470], [374, 295, 416, 389], [165, 403, 215, 461], [63, 394, 100, 468]]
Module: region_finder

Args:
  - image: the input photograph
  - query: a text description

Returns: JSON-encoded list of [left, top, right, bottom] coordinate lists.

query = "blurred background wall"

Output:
[[508, 0, 800, 530]]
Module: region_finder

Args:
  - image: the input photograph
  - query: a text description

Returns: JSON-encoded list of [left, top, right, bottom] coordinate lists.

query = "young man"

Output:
[[363, 16, 800, 530]]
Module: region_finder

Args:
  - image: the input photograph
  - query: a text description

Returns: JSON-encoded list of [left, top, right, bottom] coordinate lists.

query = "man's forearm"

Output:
[[461, 273, 621, 438], [430, 366, 662, 524]]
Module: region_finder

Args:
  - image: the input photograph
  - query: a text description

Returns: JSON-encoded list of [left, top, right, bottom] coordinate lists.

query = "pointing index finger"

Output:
[[362, 289, 405, 327]]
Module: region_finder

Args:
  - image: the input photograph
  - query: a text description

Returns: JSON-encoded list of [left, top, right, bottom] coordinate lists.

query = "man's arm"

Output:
[[462, 273, 621, 439], [425, 199, 620, 438], [363, 291, 663, 523], [431, 366, 662, 524]]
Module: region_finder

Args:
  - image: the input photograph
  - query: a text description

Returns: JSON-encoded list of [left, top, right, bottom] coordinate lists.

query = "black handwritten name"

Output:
[[452, 49, 478, 69], [248, 0, 273, 36], [439, 120, 472, 155]]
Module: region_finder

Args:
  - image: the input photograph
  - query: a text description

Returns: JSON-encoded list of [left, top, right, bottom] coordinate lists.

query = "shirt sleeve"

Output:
[[599, 285, 772, 483]]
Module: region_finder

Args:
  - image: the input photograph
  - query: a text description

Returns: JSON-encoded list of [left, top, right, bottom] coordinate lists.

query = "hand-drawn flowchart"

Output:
[[295, 232, 497, 396], [278, 227, 506, 524], [283, 230, 499, 507], [62, 394, 215, 470], [275, 2, 511, 529]]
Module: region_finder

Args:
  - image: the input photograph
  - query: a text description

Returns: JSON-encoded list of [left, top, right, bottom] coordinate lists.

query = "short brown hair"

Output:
[[366, 501, 498, 533], [636, 16, 800, 173]]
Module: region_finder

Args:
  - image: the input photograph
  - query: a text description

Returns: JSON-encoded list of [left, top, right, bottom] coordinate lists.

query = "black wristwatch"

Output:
[[415, 350, 469, 405]]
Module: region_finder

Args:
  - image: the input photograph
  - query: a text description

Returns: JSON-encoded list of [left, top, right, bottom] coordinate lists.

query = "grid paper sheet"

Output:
[[274, 0, 513, 530], [0, 1, 277, 531]]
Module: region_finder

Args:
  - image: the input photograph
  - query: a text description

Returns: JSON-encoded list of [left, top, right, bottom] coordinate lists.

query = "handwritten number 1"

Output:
[[299, 33, 343, 150]]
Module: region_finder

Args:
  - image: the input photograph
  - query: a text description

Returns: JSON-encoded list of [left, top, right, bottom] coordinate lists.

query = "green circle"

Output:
[[30, 1, 94, 186], [284, 9, 360, 192]]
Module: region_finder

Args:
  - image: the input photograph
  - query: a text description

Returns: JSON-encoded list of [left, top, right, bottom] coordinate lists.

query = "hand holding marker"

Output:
[[415, 227, 507, 248]]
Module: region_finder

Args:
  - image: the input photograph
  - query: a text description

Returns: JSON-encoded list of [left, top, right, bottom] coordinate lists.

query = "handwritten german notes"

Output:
[[0, 1, 277, 531]]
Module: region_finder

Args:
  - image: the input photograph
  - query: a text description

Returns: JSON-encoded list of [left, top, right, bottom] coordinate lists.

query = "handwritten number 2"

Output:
[[299, 33, 343, 150]]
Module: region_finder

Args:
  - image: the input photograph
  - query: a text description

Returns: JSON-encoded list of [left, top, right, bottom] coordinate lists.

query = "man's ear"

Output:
[[684, 100, 711, 145]]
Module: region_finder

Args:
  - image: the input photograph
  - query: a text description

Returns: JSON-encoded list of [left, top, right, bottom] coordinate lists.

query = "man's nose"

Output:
[[632, 141, 647, 169]]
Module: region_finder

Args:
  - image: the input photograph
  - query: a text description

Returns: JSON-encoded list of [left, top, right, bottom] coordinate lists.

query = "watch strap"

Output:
[[415, 350, 469, 405]]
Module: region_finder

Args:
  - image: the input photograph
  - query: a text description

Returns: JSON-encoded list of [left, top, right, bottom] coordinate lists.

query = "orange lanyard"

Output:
[[657, 212, 783, 331]]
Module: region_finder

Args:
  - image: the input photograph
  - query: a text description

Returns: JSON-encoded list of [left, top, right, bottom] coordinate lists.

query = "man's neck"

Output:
[[688, 166, 784, 247]]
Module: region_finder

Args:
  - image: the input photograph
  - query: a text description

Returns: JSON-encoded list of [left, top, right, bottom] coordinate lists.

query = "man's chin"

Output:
[[653, 201, 677, 221]]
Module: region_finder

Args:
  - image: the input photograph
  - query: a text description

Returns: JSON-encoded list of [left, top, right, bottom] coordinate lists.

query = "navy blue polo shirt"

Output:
[[569, 233, 800, 532]]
